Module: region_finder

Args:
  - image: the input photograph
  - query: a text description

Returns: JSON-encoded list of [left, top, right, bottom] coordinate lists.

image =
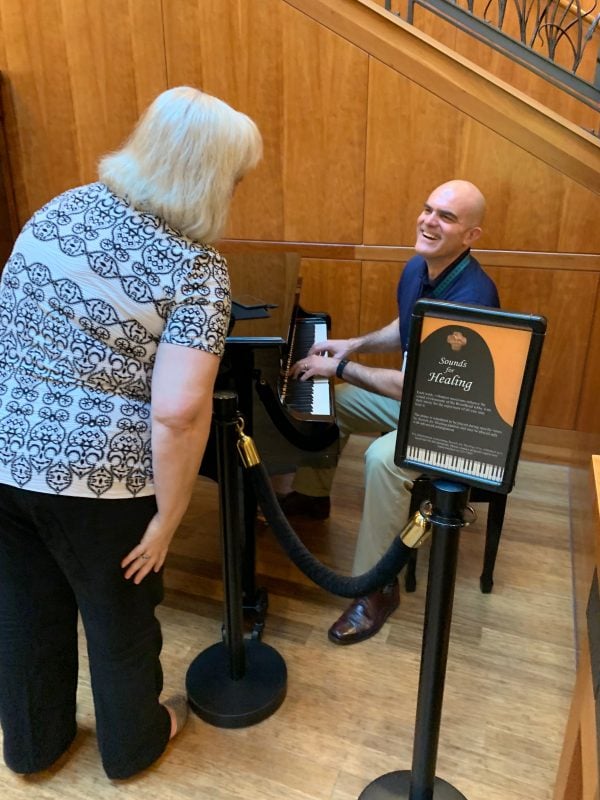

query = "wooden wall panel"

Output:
[[0, 81, 17, 266], [280, 5, 368, 243], [557, 181, 600, 253], [484, 265, 599, 428], [0, 0, 78, 218], [454, 119, 566, 252], [358, 260, 404, 369], [301, 257, 403, 370], [298, 258, 362, 340], [162, 0, 285, 241], [163, 0, 369, 244], [364, 58, 600, 254], [0, 0, 166, 226], [364, 59, 466, 246], [295, 0, 598, 189], [575, 290, 600, 434], [59, 0, 167, 181]]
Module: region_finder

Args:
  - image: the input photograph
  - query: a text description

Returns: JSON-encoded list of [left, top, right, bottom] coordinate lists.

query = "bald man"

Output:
[[282, 180, 500, 645]]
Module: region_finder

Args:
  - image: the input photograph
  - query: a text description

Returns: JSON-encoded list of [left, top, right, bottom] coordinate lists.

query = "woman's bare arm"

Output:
[[122, 342, 220, 583]]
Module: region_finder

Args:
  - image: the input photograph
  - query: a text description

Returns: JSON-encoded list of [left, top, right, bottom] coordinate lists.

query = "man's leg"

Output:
[[352, 431, 419, 575], [328, 431, 420, 645], [283, 385, 401, 515]]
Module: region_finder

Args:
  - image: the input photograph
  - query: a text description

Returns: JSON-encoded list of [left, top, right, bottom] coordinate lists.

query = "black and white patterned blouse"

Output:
[[0, 182, 231, 498]]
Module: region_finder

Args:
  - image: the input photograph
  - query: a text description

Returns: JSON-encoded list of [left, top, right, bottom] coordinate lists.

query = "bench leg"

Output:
[[480, 494, 507, 593]]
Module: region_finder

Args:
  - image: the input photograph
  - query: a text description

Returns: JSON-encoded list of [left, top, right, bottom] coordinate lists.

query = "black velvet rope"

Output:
[[247, 461, 413, 598]]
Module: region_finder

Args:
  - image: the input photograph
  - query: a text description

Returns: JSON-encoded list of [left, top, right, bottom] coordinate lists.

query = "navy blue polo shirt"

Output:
[[397, 251, 500, 352]]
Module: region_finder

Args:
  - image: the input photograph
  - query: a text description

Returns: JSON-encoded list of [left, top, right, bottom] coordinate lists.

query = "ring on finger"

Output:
[[140, 554, 151, 560]]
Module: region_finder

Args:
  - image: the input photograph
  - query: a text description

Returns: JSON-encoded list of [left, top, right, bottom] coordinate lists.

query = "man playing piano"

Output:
[[286, 180, 499, 645]]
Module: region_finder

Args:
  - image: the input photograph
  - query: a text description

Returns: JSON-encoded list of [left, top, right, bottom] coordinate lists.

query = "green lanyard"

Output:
[[430, 252, 471, 299]]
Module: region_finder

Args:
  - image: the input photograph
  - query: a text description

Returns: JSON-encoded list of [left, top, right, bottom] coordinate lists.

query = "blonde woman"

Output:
[[0, 87, 261, 779]]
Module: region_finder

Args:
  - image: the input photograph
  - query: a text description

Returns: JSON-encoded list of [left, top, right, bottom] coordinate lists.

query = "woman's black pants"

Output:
[[0, 484, 171, 779]]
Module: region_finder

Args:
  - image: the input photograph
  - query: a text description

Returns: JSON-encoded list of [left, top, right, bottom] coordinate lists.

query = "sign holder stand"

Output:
[[360, 300, 546, 799], [359, 479, 469, 799]]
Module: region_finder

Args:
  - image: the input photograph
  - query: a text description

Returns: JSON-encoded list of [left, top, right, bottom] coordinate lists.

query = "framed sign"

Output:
[[395, 299, 547, 494]]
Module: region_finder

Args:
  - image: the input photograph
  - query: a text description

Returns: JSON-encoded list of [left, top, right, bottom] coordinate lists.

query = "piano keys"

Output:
[[281, 315, 333, 420]]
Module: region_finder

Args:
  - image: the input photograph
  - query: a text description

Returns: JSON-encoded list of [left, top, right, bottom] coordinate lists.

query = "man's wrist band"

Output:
[[336, 358, 350, 379]]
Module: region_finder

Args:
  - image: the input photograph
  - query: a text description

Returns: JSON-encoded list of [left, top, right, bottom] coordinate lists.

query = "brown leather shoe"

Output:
[[328, 580, 399, 645], [277, 491, 331, 520]]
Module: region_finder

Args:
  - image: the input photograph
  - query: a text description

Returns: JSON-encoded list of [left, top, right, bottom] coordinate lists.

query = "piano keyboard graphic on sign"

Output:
[[407, 446, 504, 482]]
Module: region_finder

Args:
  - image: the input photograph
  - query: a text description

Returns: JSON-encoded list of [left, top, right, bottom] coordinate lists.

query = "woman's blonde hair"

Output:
[[98, 87, 262, 243]]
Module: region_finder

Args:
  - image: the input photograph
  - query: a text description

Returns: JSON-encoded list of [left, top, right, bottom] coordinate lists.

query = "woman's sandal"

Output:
[[163, 694, 189, 739]]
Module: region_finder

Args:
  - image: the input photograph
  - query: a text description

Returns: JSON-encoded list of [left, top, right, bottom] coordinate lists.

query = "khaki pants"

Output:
[[292, 383, 418, 575]]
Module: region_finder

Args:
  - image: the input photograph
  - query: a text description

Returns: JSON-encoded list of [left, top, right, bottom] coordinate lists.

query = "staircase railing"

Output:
[[383, 0, 599, 113]]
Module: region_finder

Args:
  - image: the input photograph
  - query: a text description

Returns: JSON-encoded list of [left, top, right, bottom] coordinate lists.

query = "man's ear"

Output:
[[465, 226, 482, 246]]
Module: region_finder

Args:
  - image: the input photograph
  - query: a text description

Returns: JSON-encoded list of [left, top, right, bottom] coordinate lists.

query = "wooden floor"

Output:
[[0, 435, 575, 799]]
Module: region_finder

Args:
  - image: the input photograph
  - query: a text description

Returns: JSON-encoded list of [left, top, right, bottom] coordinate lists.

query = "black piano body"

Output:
[[198, 251, 339, 630], [200, 250, 339, 474]]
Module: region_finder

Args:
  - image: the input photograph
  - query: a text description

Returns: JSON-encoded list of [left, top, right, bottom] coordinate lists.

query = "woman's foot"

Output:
[[163, 694, 189, 739]]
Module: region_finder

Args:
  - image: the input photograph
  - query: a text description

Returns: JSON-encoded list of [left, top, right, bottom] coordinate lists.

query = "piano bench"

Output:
[[405, 474, 508, 594]]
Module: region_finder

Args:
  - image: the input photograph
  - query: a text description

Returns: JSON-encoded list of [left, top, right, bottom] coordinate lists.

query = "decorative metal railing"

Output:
[[384, 0, 599, 112]]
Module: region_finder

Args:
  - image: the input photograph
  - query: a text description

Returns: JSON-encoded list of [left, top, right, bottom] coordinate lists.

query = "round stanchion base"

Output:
[[185, 639, 287, 728], [359, 770, 468, 799]]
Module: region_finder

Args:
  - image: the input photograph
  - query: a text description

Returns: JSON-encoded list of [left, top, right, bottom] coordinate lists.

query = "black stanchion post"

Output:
[[215, 389, 245, 679], [227, 346, 268, 629], [186, 390, 287, 727], [359, 479, 470, 800]]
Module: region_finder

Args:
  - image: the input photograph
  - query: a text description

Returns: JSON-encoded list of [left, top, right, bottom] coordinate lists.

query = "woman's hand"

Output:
[[121, 513, 177, 584]]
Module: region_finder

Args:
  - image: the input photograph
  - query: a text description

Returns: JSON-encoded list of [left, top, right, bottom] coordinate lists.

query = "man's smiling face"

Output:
[[414, 182, 483, 275]]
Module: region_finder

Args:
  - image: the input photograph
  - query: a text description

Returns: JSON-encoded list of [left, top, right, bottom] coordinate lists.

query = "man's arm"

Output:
[[293, 317, 403, 400], [334, 359, 404, 400], [290, 351, 404, 400], [121, 342, 220, 584], [308, 317, 401, 359]]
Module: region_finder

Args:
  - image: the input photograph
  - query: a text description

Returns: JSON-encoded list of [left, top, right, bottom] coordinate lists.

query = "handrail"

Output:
[[385, 0, 600, 113]]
